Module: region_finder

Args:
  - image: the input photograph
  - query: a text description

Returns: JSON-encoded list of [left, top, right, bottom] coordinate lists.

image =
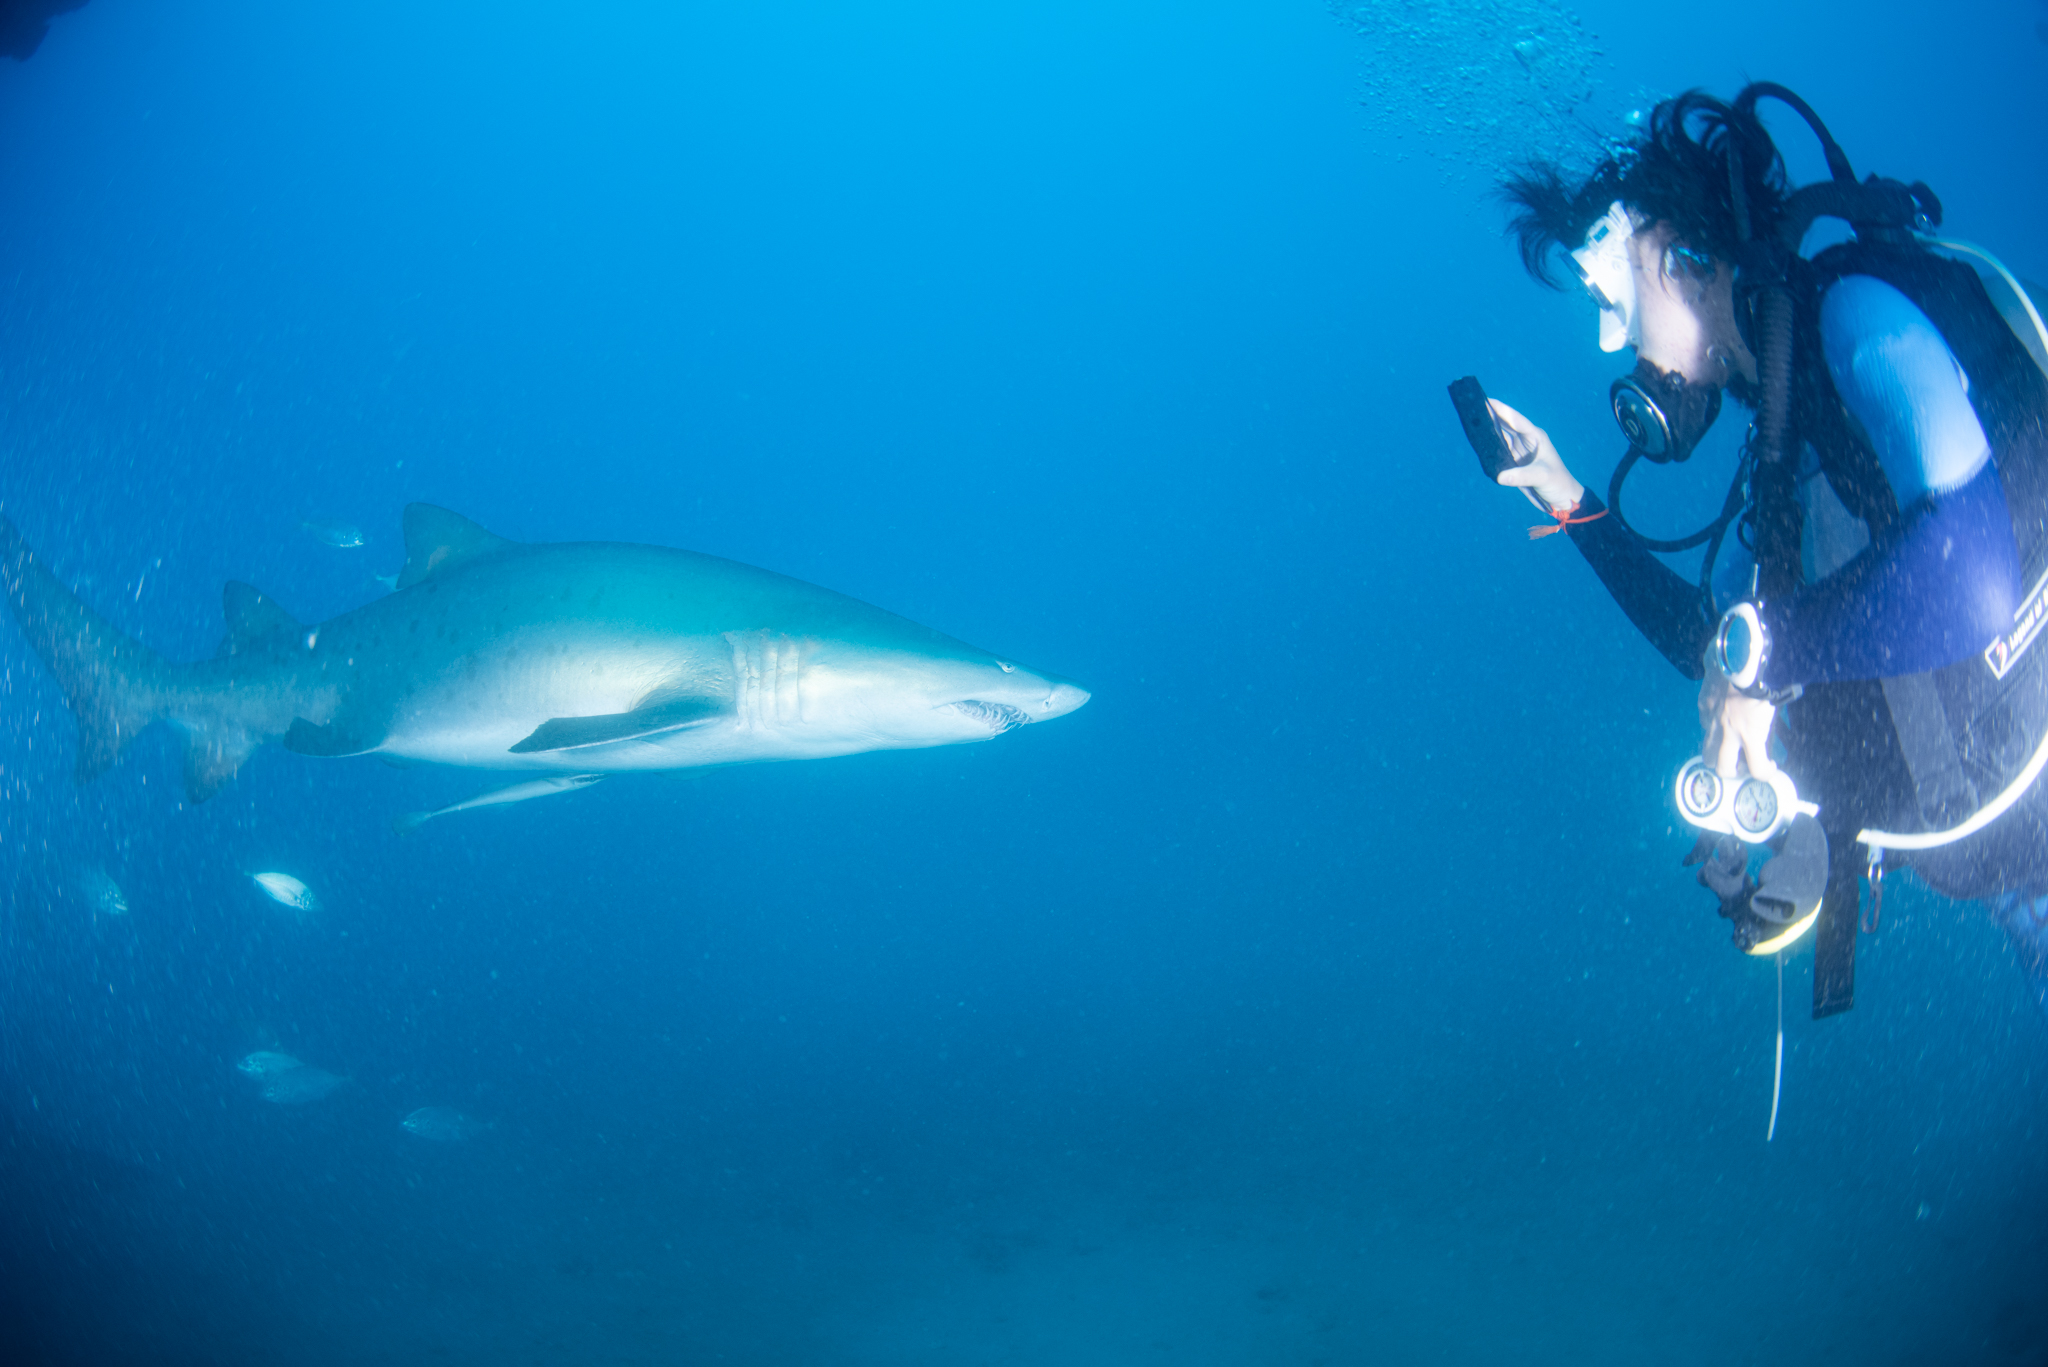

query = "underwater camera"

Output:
[[1446, 376, 1533, 481]]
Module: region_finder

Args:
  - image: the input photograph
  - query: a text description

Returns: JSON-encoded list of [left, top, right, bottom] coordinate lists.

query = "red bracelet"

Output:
[[1529, 498, 1608, 540]]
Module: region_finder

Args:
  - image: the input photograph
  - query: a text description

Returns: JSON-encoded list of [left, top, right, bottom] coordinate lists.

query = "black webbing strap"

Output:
[[1812, 827, 1863, 1018], [1879, 673, 1978, 825]]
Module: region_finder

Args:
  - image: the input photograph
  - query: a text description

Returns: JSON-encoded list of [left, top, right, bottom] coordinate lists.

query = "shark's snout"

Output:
[[1037, 681, 1089, 720]]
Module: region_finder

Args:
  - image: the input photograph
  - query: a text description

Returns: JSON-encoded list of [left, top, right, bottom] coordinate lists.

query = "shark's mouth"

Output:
[[950, 700, 1031, 734]]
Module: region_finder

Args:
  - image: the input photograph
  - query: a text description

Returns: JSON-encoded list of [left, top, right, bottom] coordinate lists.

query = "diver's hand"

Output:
[[1487, 399, 1586, 513], [1699, 657, 1780, 782]]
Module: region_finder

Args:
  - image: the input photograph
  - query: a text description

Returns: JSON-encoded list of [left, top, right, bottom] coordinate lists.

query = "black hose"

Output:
[[1751, 289, 1796, 463], [1747, 287, 1802, 598], [1606, 446, 1746, 554], [1608, 440, 1753, 627]]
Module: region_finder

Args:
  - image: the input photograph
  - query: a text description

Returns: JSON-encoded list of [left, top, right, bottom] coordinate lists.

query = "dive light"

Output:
[[1674, 756, 1814, 844]]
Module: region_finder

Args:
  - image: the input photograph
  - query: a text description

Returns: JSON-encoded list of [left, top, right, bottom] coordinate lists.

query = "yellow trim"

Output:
[[1746, 905, 1820, 957]]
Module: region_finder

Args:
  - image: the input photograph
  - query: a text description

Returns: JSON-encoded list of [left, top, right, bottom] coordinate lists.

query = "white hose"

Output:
[[1857, 721, 2048, 854], [1767, 951, 1784, 1144]]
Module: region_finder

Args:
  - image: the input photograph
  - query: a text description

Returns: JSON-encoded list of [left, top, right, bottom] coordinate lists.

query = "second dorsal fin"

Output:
[[217, 582, 303, 658], [397, 504, 513, 590]]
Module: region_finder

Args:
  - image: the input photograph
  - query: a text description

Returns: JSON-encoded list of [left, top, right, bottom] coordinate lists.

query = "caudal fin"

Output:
[[0, 514, 304, 801], [0, 512, 165, 784]]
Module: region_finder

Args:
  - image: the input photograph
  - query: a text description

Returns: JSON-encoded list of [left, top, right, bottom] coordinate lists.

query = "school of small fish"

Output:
[[79, 871, 489, 1135]]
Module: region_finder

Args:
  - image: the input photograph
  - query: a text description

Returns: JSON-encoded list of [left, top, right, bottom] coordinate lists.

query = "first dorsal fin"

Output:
[[217, 582, 303, 658], [397, 504, 512, 590]]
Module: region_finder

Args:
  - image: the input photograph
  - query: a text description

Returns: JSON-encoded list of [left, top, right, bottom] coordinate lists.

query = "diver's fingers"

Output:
[[1487, 398, 1538, 438], [1488, 400, 1554, 461], [1697, 676, 1723, 732], [1486, 401, 1583, 512], [1713, 718, 1742, 778], [1739, 703, 1782, 782], [1496, 443, 1567, 490]]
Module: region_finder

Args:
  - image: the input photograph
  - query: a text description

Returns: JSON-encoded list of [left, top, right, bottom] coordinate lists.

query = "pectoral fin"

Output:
[[508, 694, 727, 754], [284, 718, 383, 758]]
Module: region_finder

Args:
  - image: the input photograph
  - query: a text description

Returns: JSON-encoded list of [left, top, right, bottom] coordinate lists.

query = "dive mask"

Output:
[[1568, 201, 1641, 353], [1571, 202, 1726, 462]]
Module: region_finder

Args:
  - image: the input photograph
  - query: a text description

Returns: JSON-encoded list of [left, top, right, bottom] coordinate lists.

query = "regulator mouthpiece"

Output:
[[1610, 360, 1722, 463]]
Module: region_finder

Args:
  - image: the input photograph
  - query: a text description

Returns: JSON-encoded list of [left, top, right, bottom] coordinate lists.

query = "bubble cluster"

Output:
[[1330, 0, 1619, 175]]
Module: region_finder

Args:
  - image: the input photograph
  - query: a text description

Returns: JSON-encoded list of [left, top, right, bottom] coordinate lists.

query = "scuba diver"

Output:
[[1469, 83, 2048, 1020]]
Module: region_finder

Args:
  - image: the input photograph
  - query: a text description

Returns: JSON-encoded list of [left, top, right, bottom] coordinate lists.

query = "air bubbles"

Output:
[[1329, 0, 1620, 176]]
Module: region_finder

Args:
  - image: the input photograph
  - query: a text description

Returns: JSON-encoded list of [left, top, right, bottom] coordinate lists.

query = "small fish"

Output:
[[301, 520, 365, 549], [249, 872, 319, 913], [262, 1067, 347, 1105], [76, 865, 128, 916], [401, 1105, 480, 1142], [237, 1050, 303, 1078], [373, 573, 398, 591], [393, 773, 604, 835]]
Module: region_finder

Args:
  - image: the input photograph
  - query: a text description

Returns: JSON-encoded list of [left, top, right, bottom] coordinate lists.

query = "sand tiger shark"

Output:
[[0, 504, 1089, 808]]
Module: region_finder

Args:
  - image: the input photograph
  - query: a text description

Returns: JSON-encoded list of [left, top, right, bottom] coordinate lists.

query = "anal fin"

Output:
[[509, 694, 727, 754], [182, 726, 259, 803]]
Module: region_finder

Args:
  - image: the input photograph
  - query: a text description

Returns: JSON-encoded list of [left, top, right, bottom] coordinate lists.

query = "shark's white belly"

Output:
[[374, 628, 1011, 772]]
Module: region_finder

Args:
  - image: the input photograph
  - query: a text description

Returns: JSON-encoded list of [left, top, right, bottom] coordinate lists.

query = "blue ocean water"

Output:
[[2, 1, 2045, 1362]]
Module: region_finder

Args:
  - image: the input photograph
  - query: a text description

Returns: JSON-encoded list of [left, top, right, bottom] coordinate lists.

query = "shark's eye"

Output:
[[997, 661, 1015, 673]]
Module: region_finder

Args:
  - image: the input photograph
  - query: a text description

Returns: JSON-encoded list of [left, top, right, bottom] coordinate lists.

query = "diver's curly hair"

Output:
[[1500, 89, 1790, 288]]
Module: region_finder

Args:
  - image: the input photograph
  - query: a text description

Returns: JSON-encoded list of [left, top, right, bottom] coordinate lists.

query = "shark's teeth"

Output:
[[951, 700, 1030, 733]]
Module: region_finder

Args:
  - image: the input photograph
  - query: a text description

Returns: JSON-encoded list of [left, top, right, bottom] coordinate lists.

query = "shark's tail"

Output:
[[0, 512, 168, 786], [0, 512, 292, 802]]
